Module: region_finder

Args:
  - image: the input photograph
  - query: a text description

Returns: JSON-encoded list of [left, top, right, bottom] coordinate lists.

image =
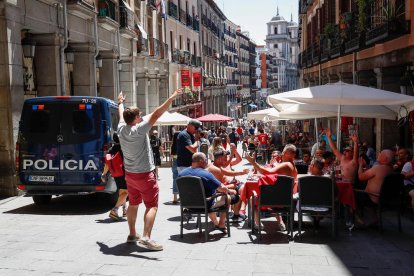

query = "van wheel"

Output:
[[32, 195, 52, 205]]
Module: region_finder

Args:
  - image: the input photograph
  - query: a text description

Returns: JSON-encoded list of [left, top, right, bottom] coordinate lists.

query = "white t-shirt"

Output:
[[401, 161, 414, 186], [117, 120, 154, 173]]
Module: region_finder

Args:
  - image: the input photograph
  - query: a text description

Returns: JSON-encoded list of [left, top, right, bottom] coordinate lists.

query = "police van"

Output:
[[16, 96, 119, 204]]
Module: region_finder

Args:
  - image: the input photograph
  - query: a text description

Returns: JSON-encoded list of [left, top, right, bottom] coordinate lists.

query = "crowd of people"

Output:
[[102, 93, 414, 249]]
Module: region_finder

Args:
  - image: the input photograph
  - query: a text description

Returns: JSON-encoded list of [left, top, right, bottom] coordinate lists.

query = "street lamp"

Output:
[[21, 36, 36, 58], [96, 55, 103, 68]]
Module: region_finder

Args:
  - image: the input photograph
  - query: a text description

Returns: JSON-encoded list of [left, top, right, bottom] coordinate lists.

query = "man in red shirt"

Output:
[[256, 129, 269, 162], [236, 126, 244, 143]]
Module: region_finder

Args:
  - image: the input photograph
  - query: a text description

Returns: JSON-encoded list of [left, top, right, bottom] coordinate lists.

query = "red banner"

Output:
[[193, 72, 201, 87], [181, 70, 190, 86]]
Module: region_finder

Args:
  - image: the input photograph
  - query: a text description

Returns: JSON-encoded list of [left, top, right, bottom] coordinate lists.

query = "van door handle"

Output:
[[63, 153, 74, 159]]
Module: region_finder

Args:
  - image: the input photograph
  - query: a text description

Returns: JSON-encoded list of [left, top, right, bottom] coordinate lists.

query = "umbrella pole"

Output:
[[314, 118, 318, 148], [337, 105, 341, 150]]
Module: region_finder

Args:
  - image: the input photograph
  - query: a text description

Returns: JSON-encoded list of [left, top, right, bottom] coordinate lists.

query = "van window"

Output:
[[21, 102, 101, 145], [29, 111, 50, 133]]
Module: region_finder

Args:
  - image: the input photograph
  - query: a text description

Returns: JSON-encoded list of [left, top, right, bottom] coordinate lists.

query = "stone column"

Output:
[[136, 57, 148, 112], [119, 58, 135, 105], [0, 2, 21, 196], [71, 42, 96, 96], [148, 68, 160, 113], [32, 34, 62, 96], [99, 50, 118, 100]]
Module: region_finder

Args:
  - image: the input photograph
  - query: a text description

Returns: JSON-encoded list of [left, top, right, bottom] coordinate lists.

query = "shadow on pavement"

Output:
[[3, 195, 110, 215], [96, 242, 159, 260], [95, 217, 127, 224], [169, 231, 227, 244]]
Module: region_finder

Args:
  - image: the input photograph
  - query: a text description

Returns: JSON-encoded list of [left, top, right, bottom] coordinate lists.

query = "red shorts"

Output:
[[125, 170, 159, 208]]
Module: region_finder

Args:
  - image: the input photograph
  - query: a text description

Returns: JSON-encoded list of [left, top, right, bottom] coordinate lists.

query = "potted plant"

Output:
[[382, 0, 405, 33]]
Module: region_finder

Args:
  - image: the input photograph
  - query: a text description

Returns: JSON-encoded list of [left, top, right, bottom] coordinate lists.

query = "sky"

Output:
[[214, 0, 299, 45]]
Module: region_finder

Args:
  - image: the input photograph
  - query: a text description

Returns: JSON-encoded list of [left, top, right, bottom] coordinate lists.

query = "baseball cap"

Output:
[[344, 146, 352, 151], [188, 119, 202, 132], [213, 149, 230, 158]]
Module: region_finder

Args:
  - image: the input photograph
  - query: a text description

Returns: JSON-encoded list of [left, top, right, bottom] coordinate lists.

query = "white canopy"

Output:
[[267, 81, 414, 120], [247, 108, 279, 121], [143, 111, 191, 126]]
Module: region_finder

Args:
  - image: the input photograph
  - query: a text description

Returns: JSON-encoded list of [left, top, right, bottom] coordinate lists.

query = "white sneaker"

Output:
[[139, 238, 163, 251]]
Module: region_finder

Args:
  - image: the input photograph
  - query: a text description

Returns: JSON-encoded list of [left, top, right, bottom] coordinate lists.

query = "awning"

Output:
[[134, 14, 148, 39]]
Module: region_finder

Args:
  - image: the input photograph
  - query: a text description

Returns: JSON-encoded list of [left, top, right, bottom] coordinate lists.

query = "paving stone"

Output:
[[0, 145, 414, 275]]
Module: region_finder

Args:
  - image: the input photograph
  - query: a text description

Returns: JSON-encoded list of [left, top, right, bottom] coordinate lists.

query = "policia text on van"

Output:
[[16, 96, 119, 205]]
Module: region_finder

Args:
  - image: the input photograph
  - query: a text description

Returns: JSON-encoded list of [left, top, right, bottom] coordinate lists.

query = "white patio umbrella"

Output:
[[247, 108, 279, 121], [143, 111, 191, 126], [267, 82, 414, 147]]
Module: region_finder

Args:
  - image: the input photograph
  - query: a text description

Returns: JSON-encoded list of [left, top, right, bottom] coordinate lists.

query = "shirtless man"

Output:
[[245, 144, 298, 231], [325, 128, 358, 182], [355, 149, 394, 225], [207, 149, 249, 221]]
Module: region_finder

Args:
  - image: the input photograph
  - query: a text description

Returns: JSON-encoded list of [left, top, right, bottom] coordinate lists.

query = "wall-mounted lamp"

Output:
[[65, 51, 74, 64], [117, 62, 122, 71], [96, 55, 103, 68], [21, 36, 36, 58]]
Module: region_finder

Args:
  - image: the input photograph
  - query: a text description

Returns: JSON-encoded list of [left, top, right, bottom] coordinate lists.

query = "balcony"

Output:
[[159, 43, 168, 60], [149, 38, 160, 57], [179, 9, 186, 25], [172, 48, 180, 63], [68, 0, 95, 20], [186, 14, 193, 27], [98, 0, 119, 31], [168, 1, 178, 20], [137, 37, 149, 55], [179, 50, 190, 65], [119, 5, 136, 38], [192, 18, 200, 31]]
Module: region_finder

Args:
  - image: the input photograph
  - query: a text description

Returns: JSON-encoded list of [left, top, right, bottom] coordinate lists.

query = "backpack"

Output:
[[105, 151, 124, 177]]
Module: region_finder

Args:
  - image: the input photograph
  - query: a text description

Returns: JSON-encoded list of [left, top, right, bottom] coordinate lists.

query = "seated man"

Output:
[[394, 147, 409, 173], [355, 149, 394, 226], [207, 149, 249, 221], [269, 150, 282, 166], [309, 159, 324, 176], [302, 150, 312, 166], [179, 152, 236, 233], [245, 144, 298, 231]]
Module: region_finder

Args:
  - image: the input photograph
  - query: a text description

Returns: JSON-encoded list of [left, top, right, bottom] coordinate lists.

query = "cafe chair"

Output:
[[252, 175, 295, 241], [176, 176, 231, 241], [298, 176, 337, 238], [355, 173, 405, 232], [295, 164, 309, 174]]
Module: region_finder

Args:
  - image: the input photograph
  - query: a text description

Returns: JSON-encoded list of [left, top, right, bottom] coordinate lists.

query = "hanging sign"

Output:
[[193, 72, 201, 87], [181, 70, 190, 86]]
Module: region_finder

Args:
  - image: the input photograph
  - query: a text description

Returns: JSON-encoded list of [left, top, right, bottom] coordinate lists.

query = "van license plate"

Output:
[[29, 176, 54, 182]]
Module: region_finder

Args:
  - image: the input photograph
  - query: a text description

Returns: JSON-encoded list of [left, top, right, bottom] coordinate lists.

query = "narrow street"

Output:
[[1, 145, 414, 275]]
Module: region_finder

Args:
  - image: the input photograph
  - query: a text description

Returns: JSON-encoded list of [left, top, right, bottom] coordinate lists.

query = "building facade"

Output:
[[199, 0, 226, 116], [0, 0, 167, 196], [166, 0, 202, 118], [265, 8, 299, 94], [298, 0, 413, 148], [224, 18, 238, 118]]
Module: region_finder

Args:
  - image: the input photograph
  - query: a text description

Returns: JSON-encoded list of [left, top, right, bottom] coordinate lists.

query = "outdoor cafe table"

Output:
[[240, 174, 356, 210]]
